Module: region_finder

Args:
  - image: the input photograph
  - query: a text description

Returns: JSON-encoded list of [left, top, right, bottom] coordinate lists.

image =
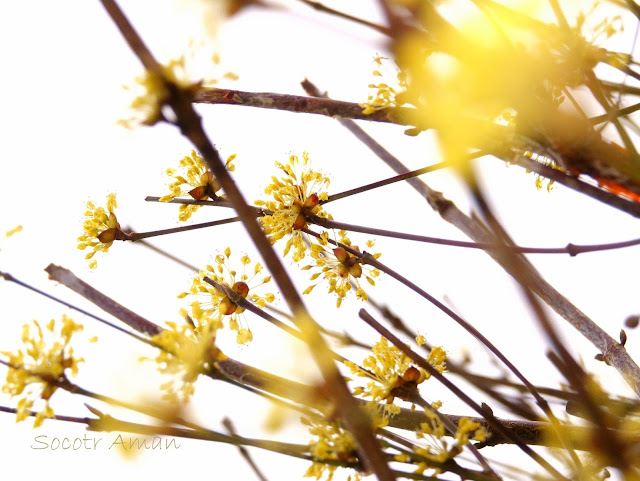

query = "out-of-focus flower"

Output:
[[393, 1, 628, 180], [146, 305, 226, 404], [1, 315, 84, 428], [360, 55, 408, 115], [255, 152, 331, 262], [159, 150, 237, 221]]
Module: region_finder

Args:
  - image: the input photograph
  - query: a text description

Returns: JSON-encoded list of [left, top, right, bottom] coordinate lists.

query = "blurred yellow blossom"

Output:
[[119, 47, 238, 128], [255, 152, 331, 262], [77, 193, 126, 269], [360, 55, 408, 115], [178, 247, 275, 344], [1, 315, 84, 428], [394, 1, 628, 179], [4, 225, 22, 238], [146, 306, 226, 404], [159, 150, 237, 221]]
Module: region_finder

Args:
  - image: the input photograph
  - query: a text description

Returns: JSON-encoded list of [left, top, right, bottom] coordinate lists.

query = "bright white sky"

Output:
[[2, 1, 640, 480]]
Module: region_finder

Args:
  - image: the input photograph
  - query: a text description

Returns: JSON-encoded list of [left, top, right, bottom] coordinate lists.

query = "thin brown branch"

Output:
[[99, 2, 396, 479], [193, 87, 413, 125], [45, 264, 162, 336], [298, 0, 391, 35], [508, 154, 640, 219], [223, 417, 271, 481]]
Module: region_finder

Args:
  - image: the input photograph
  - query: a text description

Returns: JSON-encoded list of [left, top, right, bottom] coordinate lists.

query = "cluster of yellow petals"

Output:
[[119, 50, 239, 128], [1, 315, 85, 427], [302, 232, 380, 308], [178, 247, 274, 344], [414, 408, 486, 468], [147, 306, 226, 404], [345, 337, 446, 423], [77, 193, 120, 269], [360, 55, 408, 115], [159, 150, 237, 221], [118, 56, 196, 128], [302, 417, 361, 481], [255, 152, 331, 262]]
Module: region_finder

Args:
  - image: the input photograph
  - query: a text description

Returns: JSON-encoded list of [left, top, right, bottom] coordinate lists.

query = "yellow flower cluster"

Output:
[[77, 193, 122, 269], [360, 55, 408, 115], [178, 247, 274, 344], [255, 152, 331, 262], [302, 417, 361, 481], [345, 337, 446, 423], [303, 232, 380, 308], [119, 56, 196, 128], [1, 315, 85, 428], [159, 150, 237, 221], [414, 408, 486, 467], [147, 306, 226, 404], [119, 50, 239, 128]]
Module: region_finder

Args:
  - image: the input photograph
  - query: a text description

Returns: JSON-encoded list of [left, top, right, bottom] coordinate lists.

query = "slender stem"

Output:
[[0, 270, 149, 344], [311, 215, 640, 255], [469, 178, 630, 471], [223, 417, 271, 481], [589, 102, 640, 125], [44, 264, 162, 336], [129, 217, 241, 241], [324, 160, 455, 204], [297, 0, 391, 35], [508, 154, 640, 219], [145, 197, 640, 256]]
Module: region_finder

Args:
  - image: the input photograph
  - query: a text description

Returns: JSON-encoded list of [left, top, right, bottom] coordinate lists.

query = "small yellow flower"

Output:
[[1, 315, 84, 428], [302, 417, 361, 481], [302, 233, 380, 308], [360, 55, 408, 115], [414, 410, 486, 465], [159, 150, 237, 221], [178, 247, 275, 344], [77, 193, 125, 269], [147, 306, 225, 404], [119, 56, 199, 128], [255, 152, 331, 262], [345, 337, 446, 423]]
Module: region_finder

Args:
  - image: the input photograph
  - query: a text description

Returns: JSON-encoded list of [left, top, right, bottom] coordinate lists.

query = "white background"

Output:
[[1, 1, 640, 479]]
